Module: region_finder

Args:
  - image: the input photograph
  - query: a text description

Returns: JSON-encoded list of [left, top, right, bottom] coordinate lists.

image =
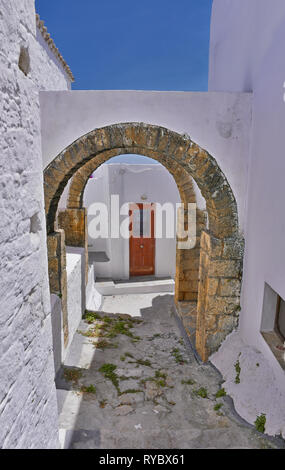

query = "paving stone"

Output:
[[153, 405, 169, 414], [119, 393, 145, 405], [116, 368, 143, 378], [119, 379, 141, 393], [114, 405, 134, 416], [144, 381, 163, 400]]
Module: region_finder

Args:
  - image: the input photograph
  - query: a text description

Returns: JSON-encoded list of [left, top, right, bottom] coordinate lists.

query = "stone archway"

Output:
[[57, 149, 206, 304], [44, 122, 244, 361]]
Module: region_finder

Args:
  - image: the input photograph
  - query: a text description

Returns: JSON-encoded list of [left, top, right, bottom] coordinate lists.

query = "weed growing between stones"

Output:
[[148, 333, 161, 340], [128, 358, 152, 367], [154, 370, 167, 387], [125, 352, 134, 358], [194, 387, 208, 399], [80, 312, 142, 350], [234, 355, 241, 384], [78, 328, 99, 338], [181, 379, 195, 385], [94, 339, 118, 350], [171, 348, 185, 364], [140, 370, 167, 388], [63, 368, 83, 384], [103, 318, 140, 341], [99, 363, 144, 396], [254, 414, 266, 433], [80, 384, 96, 394], [99, 363, 120, 393], [121, 389, 143, 394], [84, 310, 102, 323], [215, 388, 226, 398], [214, 403, 223, 412]]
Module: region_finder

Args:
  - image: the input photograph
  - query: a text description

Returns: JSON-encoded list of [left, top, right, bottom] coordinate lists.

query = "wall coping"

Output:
[[36, 13, 75, 83]]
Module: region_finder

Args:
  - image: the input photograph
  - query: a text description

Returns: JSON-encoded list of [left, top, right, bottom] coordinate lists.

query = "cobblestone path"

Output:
[[57, 293, 282, 449]]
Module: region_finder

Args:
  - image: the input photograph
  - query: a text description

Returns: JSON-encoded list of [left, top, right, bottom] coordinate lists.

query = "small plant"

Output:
[[155, 370, 167, 379], [99, 399, 107, 408], [171, 348, 185, 364], [63, 368, 82, 384], [105, 318, 140, 341], [84, 310, 101, 323], [254, 414, 266, 433], [194, 387, 208, 399], [136, 359, 152, 367], [78, 324, 102, 338], [151, 333, 161, 339], [80, 384, 96, 394], [99, 363, 120, 392], [156, 380, 166, 387], [121, 389, 142, 394], [125, 352, 134, 359], [102, 316, 113, 324], [181, 379, 195, 385], [256, 363, 260, 367], [131, 337, 141, 343], [140, 371, 167, 388], [128, 357, 152, 367], [153, 370, 167, 387], [215, 388, 226, 398], [94, 339, 117, 350], [214, 403, 223, 411], [234, 358, 241, 384], [120, 355, 126, 361]]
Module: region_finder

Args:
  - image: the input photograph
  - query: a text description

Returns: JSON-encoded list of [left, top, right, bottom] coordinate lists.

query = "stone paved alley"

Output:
[[57, 294, 283, 449]]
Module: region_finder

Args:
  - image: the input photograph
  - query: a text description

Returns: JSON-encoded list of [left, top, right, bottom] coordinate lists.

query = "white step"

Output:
[[94, 277, 175, 295]]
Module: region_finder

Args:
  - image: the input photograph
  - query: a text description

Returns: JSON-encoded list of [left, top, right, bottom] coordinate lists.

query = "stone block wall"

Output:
[[58, 208, 87, 248], [175, 208, 207, 302], [196, 231, 244, 361]]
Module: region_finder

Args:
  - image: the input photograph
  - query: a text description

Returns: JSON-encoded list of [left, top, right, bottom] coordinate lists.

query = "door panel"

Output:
[[129, 203, 155, 277]]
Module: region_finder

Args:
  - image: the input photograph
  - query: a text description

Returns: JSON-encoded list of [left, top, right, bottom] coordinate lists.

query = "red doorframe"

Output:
[[129, 203, 155, 277]]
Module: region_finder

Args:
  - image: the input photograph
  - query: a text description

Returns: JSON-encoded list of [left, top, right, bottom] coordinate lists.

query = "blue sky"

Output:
[[36, 0, 213, 92]]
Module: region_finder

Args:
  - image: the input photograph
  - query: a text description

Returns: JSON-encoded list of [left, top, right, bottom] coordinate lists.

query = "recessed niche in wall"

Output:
[[261, 283, 285, 369], [18, 46, 30, 76]]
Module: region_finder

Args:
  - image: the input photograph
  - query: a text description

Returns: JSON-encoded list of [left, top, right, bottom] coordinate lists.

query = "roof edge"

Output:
[[36, 13, 75, 83]]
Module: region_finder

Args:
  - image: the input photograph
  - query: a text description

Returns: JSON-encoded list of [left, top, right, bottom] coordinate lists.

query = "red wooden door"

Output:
[[129, 203, 155, 277]]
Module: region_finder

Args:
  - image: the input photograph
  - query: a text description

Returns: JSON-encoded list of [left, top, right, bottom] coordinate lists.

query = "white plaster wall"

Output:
[[50, 294, 63, 376], [86, 264, 102, 311], [40, 90, 252, 234], [209, 0, 285, 437], [51, 252, 84, 375], [66, 253, 82, 353], [211, 331, 285, 438], [0, 0, 70, 448], [84, 163, 181, 280], [85, 164, 111, 255], [35, 29, 72, 91]]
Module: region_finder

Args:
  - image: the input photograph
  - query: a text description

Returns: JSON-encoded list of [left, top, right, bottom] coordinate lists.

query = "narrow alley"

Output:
[[56, 294, 282, 449]]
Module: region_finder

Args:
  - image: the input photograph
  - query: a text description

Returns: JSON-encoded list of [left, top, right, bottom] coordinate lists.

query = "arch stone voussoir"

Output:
[[44, 122, 243, 361]]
